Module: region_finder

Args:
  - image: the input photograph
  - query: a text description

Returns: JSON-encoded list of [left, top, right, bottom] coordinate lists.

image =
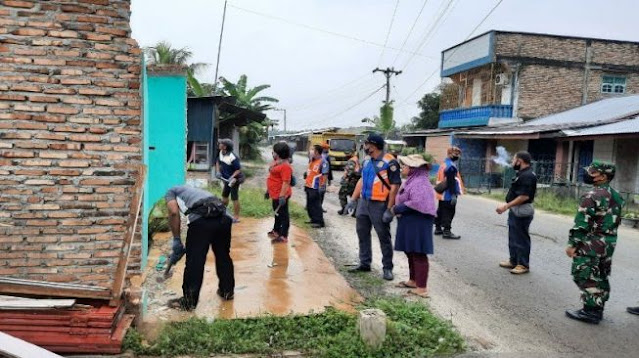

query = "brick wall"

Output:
[[492, 32, 639, 120], [0, 0, 142, 287], [516, 65, 585, 119], [425, 135, 451, 164]]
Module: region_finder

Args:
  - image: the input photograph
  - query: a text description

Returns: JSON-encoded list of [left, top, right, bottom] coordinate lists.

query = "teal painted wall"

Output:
[[142, 71, 187, 269]]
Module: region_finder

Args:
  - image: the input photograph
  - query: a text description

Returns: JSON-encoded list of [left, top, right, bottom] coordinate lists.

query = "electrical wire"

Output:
[[401, 0, 457, 70], [400, 0, 506, 104], [391, 0, 430, 66], [295, 84, 386, 129], [377, 0, 401, 66], [287, 73, 376, 111], [227, 3, 432, 60]]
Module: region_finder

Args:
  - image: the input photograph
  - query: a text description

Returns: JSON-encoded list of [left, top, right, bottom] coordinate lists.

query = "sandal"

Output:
[[167, 297, 195, 311], [407, 289, 430, 298], [395, 281, 417, 288]]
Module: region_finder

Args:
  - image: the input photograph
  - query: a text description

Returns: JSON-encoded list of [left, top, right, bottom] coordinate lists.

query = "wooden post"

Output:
[[110, 165, 146, 306]]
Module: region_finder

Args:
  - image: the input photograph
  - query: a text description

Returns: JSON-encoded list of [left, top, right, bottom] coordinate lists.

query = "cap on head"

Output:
[[365, 133, 385, 150], [398, 154, 429, 168], [586, 160, 616, 179]]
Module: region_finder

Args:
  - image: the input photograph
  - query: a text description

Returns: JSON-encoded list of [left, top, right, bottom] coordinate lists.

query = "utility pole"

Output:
[[213, 0, 228, 93], [373, 67, 402, 104], [272, 108, 287, 132]]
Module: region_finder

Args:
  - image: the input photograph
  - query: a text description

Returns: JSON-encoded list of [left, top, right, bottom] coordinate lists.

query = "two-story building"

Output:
[[406, 30, 639, 174]]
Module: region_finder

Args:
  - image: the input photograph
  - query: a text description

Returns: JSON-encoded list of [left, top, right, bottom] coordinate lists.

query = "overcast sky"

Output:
[[131, 0, 639, 131]]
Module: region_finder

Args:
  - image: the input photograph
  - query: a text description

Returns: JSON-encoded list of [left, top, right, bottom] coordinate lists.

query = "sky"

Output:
[[130, 0, 639, 131]]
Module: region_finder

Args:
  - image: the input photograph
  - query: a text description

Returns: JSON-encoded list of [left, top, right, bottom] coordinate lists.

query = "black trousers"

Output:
[[305, 187, 324, 225], [183, 216, 234, 308], [272, 198, 290, 237], [434, 200, 456, 231]]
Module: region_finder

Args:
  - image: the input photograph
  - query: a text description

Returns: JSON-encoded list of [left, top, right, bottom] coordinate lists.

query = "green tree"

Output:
[[361, 103, 397, 137], [409, 92, 440, 130], [144, 41, 211, 97], [218, 75, 279, 159]]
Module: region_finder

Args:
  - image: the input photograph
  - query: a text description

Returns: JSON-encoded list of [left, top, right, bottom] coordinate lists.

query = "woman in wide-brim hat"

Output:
[[391, 153, 437, 297]]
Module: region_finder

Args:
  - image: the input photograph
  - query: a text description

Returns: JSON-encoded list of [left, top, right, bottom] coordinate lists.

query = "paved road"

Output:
[[287, 152, 639, 357]]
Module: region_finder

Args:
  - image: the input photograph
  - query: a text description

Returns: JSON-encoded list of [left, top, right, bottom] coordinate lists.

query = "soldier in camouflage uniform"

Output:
[[565, 161, 624, 324], [337, 150, 361, 216]]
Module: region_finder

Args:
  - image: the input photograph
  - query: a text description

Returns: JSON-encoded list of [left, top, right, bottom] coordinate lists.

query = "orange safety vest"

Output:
[[305, 157, 326, 189], [435, 160, 465, 201], [363, 153, 396, 202]]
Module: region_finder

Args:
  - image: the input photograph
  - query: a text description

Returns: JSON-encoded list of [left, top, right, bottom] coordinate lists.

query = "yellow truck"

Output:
[[308, 133, 358, 169]]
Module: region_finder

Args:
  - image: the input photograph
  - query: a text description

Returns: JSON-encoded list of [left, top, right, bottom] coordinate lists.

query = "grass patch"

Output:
[[207, 184, 309, 228], [482, 189, 579, 216], [124, 297, 464, 357]]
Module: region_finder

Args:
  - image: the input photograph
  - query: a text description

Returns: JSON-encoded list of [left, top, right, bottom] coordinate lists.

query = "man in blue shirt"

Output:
[[215, 139, 242, 223], [347, 134, 401, 281], [435, 146, 463, 239]]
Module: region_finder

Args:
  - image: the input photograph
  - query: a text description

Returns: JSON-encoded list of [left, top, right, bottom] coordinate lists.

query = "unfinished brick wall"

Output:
[[0, 0, 142, 287], [495, 33, 586, 63]]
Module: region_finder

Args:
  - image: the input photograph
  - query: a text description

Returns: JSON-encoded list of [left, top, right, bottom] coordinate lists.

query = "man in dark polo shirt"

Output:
[[496, 151, 537, 275]]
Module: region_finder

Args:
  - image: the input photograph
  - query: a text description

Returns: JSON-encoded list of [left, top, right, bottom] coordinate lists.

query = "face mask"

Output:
[[451, 156, 459, 161], [583, 174, 595, 185], [513, 161, 521, 171]]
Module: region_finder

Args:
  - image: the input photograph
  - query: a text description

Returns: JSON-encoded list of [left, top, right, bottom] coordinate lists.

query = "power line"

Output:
[[287, 73, 375, 110], [400, 0, 506, 104], [401, 0, 457, 70], [297, 85, 386, 129], [377, 0, 401, 66], [227, 3, 433, 60], [391, 0, 430, 66]]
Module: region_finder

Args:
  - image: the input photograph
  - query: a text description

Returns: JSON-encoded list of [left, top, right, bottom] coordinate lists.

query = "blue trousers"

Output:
[[508, 211, 533, 268]]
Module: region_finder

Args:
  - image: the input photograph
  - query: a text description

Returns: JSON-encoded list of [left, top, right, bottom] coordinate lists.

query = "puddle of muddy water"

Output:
[[142, 218, 361, 329]]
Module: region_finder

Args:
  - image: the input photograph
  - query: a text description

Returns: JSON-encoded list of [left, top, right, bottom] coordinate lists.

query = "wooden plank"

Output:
[[0, 277, 111, 300], [110, 165, 146, 305], [0, 331, 64, 358], [0, 295, 75, 310]]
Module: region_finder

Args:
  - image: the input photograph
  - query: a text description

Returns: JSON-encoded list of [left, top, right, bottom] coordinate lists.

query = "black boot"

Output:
[[565, 307, 603, 324], [434, 226, 443, 235], [337, 206, 345, 215], [627, 307, 639, 315], [442, 230, 460, 239]]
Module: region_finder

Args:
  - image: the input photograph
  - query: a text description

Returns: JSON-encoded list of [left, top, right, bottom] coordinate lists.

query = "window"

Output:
[[601, 75, 626, 94]]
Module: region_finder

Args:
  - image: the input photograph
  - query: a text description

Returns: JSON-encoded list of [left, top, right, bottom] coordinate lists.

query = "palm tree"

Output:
[[361, 103, 396, 137], [144, 41, 212, 97], [218, 75, 279, 159], [219, 75, 279, 112]]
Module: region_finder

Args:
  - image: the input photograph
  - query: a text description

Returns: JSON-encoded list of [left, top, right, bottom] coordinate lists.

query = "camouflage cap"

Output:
[[586, 160, 616, 176]]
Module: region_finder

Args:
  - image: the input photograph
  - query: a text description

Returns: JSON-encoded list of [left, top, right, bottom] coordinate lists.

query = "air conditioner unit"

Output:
[[495, 73, 510, 85]]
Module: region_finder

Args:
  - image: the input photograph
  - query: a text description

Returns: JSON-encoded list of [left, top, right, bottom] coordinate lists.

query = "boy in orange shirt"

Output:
[[266, 142, 293, 243]]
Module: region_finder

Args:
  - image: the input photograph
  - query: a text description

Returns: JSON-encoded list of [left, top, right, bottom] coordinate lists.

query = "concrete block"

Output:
[[358, 308, 386, 348]]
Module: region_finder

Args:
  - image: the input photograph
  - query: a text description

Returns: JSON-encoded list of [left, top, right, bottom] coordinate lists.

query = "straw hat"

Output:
[[398, 154, 429, 168]]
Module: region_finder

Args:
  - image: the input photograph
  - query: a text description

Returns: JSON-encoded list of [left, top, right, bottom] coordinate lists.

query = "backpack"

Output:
[[185, 196, 227, 218]]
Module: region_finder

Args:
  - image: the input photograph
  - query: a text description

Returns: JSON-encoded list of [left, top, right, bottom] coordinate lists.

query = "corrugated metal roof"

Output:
[[526, 95, 639, 125], [562, 116, 639, 137]]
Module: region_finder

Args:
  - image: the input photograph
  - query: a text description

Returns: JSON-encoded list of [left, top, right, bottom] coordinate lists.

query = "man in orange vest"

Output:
[[305, 144, 329, 228], [347, 134, 401, 281], [434, 146, 465, 239]]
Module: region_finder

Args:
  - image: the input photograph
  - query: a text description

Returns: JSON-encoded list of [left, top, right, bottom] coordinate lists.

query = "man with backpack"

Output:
[[165, 185, 235, 311]]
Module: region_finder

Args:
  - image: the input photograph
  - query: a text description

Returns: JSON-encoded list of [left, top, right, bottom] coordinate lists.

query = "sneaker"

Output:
[[267, 230, 279, 239], [337, 208, 344, 215], [510, 265, 529, 274], [311, 223, 325, 228], [499, 260, 515, 269], [442, 231, 461, 239], [232, 218, 240, 224], [271, 236, 288, 244], [434, 227, 443, 235]]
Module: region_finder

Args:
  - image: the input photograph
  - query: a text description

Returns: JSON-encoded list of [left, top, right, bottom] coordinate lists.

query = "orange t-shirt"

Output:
[[267, 160, 293, 199]]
